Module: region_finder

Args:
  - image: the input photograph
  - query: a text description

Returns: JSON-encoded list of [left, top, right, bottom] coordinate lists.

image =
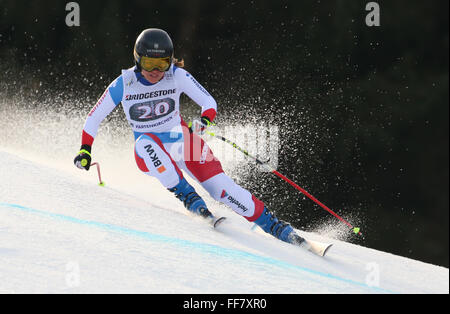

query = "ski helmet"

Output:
[[133, 28, 174, 72]]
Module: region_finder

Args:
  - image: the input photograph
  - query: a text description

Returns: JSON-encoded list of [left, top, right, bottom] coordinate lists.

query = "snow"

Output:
[[0, 103, 448, 293], [0, 149, 448, 294]]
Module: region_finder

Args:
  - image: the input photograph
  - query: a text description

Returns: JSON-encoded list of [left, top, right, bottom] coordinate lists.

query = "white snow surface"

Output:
[[0, 149, 448, 294], [0, 106, 448, 294]]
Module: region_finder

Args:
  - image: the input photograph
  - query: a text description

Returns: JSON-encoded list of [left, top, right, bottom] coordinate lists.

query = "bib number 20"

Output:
[[129, 98, 175, 122], [138, 102, 170, 119]]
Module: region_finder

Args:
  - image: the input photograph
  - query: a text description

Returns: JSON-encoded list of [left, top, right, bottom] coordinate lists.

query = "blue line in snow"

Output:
[[0, 202, 394, 293]]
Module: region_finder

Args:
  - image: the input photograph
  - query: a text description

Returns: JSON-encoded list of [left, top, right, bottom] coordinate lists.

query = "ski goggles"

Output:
[[138, 55, 171, 72]]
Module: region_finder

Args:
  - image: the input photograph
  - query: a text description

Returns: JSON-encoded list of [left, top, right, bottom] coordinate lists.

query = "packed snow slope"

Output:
[[0, 103, 448, 294], [0, 148, 448, 294]]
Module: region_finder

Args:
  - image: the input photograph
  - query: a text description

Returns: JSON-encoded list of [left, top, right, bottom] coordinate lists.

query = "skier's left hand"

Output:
[[191, 116, 215, 136]]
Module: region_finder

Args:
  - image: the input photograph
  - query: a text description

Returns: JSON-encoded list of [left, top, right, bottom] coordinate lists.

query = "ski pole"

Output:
[[205, 130, 362, 236], [90, 162, 105, 187]]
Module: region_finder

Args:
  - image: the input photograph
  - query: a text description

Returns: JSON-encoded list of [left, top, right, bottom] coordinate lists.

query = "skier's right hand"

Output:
[[74, 144, 92, 170]]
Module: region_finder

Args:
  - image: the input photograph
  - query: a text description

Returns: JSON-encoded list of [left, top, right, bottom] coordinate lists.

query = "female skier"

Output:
[[74, 28, 306, 247]]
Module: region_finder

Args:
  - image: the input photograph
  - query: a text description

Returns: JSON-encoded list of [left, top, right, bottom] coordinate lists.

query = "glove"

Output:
[[191, 116, 215, 136], [74, 144, 92, 170]]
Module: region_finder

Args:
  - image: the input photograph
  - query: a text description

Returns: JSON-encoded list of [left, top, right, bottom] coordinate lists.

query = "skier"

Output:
[[74, 28, 306, 247]]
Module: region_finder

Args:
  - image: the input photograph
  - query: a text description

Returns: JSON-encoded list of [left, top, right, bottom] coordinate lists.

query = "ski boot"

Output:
[[168, 178, 213, 218], [254, 207, 307, 246]]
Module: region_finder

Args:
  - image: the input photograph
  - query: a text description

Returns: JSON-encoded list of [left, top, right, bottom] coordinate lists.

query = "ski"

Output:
[[209, 216, 227, 228], [288, 233, 333, 256], [251, 223, 333, 257], [298, 238, 333, 257]]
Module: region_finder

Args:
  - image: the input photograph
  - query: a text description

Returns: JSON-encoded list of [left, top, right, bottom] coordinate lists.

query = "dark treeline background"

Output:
[[0, 0, 448, 267]]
